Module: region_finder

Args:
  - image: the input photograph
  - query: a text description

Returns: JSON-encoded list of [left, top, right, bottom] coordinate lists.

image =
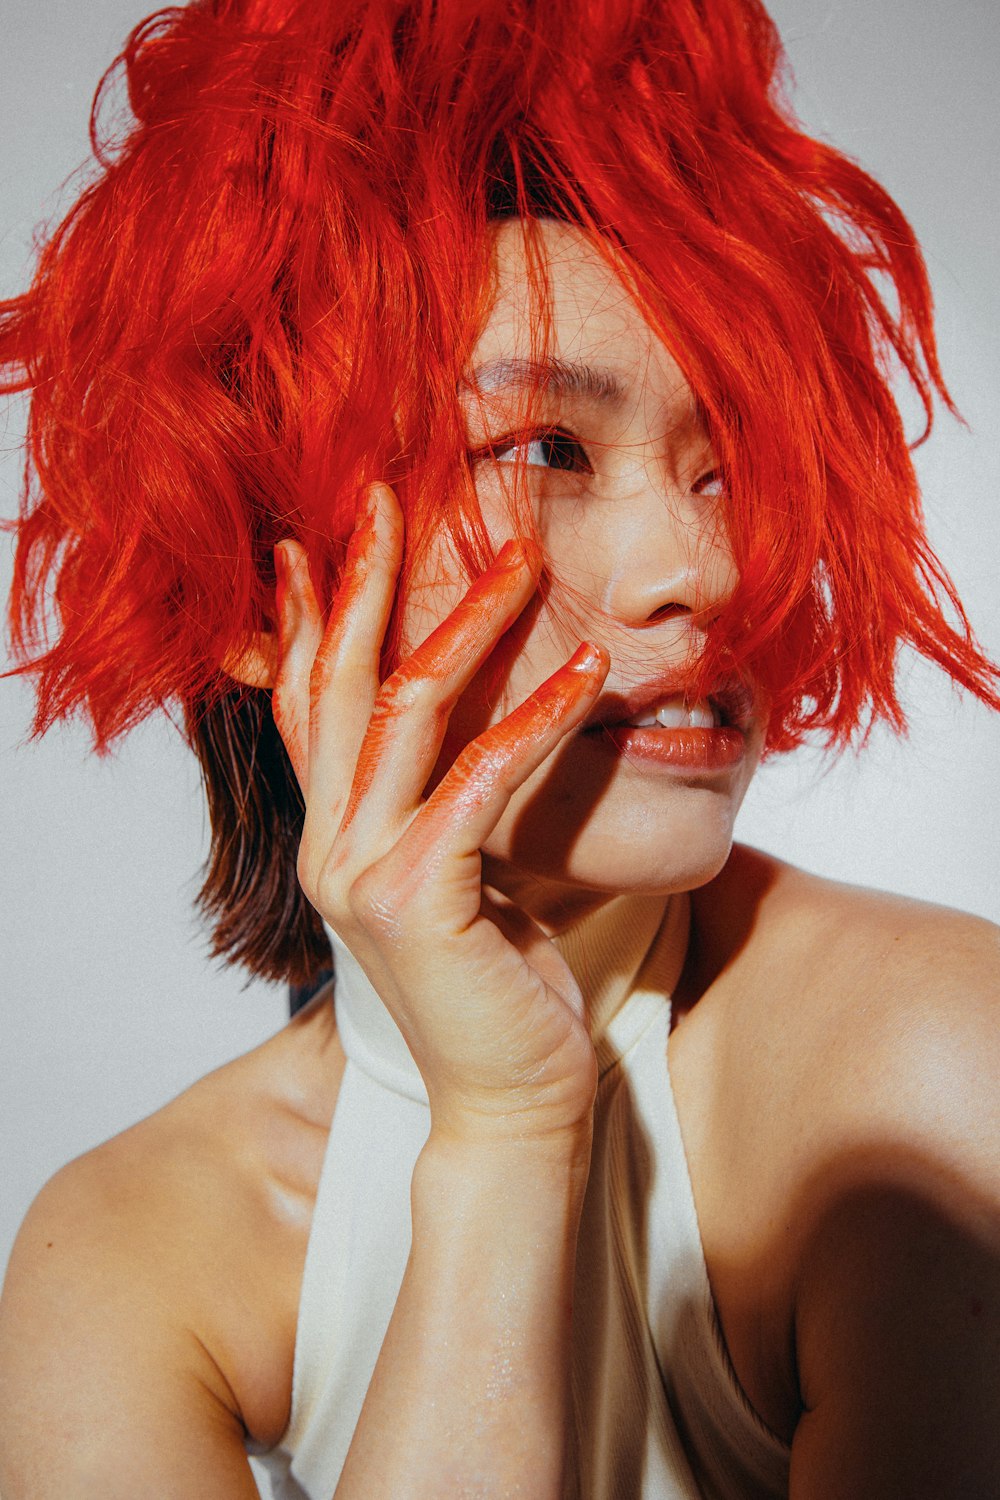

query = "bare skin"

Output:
[[3, 853, 998, 1496], [2, 219, 999, 1496]]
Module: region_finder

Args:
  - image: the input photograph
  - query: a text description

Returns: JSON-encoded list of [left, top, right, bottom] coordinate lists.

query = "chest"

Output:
[[206, 995, 806, 1471], [233, 1023, 795, 1493]]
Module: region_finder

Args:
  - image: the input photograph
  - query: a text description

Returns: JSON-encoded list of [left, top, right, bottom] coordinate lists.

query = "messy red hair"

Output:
[[3, 0, 997, 979]]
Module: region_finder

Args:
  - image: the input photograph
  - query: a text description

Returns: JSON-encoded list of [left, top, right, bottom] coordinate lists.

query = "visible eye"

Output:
[[470, 427, 593, 475], [691, 467, 725, 499]]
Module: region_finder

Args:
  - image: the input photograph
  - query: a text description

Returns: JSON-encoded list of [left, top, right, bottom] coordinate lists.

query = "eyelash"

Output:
[[469, 426, 593, 474], [692, 467, 725, 498], [469, 426, 724, 495]]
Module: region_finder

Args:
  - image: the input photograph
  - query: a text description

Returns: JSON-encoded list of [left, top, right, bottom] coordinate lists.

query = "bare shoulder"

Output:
[[682, 839, 1000, 1202], [707, 854, 1000, 1491], [758, 840, 998, 965], [706, 845, 1000, 1164], [0, 994, 344, 1488], [747, 845, 995, 1059], [676, 846, 1000, 1460], [702, 840, 996, 1019]]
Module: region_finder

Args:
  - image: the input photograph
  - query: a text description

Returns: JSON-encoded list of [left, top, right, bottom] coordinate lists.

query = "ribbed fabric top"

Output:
[[251, 894, 791, 1499]]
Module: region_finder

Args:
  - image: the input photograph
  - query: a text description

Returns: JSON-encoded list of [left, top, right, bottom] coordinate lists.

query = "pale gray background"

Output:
[[2, 0, 998, 1348]]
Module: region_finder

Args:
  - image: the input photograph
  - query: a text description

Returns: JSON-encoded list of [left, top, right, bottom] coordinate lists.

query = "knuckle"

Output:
[[295, 832, 322, 907], [377, 669, 435, 717], [346, 865, 403, 937], [272, 684, 303, 747], [297, 828, 350, 922], [453, 732, 509, 785], [308, 646, 333, 701]]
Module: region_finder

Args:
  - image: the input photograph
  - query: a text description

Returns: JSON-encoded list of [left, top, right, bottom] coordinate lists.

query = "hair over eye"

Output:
[[2, 0, 998, 985], [474, 428, 594, 474], [691, 468, 725, 499]]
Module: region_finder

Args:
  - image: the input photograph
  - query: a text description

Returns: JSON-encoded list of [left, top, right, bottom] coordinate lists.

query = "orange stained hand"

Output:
[[339, 533, 545, 831], [270, 482, 610, 1142]]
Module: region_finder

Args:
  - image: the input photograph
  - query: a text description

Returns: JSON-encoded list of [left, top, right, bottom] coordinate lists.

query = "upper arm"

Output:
[[790, 1167, 1000, 1499], [789, 913, 1000, 1499], [0, 1157, 261, 1499]]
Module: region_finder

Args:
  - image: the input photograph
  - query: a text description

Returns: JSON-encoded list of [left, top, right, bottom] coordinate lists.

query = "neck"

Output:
[[480, 856, 620, 938]]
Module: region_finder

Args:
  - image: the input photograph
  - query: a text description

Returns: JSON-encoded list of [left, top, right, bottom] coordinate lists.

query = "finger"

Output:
[[384, 642, 610, 896], [272, 539, 324, 786], [304, 481, 403, 818], [339, 536, 542, 837]]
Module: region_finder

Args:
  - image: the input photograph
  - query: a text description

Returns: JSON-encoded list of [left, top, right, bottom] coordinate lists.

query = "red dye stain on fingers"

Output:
[[311, 502, 380, 686], [334, 491, 381, 608], [451, 642, 604, 789], [394, 642, 606, 875], [337, 542, 540, 830], [395, 540, 538, 689]]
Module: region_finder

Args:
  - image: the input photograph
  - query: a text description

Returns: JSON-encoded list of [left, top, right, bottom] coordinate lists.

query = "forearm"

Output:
[[334, 1128, 591, 1499]]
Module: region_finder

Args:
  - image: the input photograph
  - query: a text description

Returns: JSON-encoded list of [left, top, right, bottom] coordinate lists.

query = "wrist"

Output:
[[424, 1050, 599, 1161], [426, 1103, 594, 1164], [415, 1121, 594, 1211]]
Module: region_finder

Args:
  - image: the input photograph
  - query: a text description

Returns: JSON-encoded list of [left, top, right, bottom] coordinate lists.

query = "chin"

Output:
[[493, 775, 745, 904], [569, 795, 738, 895]]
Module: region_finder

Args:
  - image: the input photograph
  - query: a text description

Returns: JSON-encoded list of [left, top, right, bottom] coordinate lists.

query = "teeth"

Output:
[[660, 699, 717, 729], [626, 695, 719, 730]]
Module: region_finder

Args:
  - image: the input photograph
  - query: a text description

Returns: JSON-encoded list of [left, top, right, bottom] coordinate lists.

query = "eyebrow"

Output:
[[459, 356, 631, 410]]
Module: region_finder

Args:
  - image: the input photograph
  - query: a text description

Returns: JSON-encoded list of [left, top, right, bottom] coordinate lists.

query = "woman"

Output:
[[1, 0, 998, 1495]]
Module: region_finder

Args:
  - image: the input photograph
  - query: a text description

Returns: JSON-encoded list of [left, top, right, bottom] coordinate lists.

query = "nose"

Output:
[[601, 486, 739, 635]]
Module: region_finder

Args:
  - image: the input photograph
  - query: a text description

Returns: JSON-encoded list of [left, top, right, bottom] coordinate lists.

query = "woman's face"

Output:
[[403, 218, 766, 930]]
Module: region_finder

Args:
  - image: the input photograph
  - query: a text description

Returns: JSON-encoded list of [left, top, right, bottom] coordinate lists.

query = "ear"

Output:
[[221, 631, 280, 689]]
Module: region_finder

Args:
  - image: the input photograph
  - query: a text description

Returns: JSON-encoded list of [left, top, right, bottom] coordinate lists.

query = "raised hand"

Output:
[[272, 482, 610, 1147]]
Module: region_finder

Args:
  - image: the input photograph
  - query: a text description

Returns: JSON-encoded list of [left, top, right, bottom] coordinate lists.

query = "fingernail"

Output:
[[494, 538, 524, 570], [273, 545, 290, 640], [355, 480, 386, 534], [347, 488, 381, 560], [568, 642, 603, 674]]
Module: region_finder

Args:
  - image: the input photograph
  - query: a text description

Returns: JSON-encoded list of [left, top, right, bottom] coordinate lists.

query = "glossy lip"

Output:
[[595, 723, 747, 772], [578, 672, 757, 775]]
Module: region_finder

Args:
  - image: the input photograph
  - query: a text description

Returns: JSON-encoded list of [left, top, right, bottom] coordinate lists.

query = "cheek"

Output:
[[480, 721, 765, 879], [395, 572, 466, 661], [397, 512, 602, 798]]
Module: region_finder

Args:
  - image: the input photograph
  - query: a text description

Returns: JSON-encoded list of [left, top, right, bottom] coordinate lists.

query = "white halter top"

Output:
[[251, 893, 790, 1499]]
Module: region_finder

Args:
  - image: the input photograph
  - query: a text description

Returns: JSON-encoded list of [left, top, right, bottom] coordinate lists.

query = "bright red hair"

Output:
[[3, 0, 997, 977]]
